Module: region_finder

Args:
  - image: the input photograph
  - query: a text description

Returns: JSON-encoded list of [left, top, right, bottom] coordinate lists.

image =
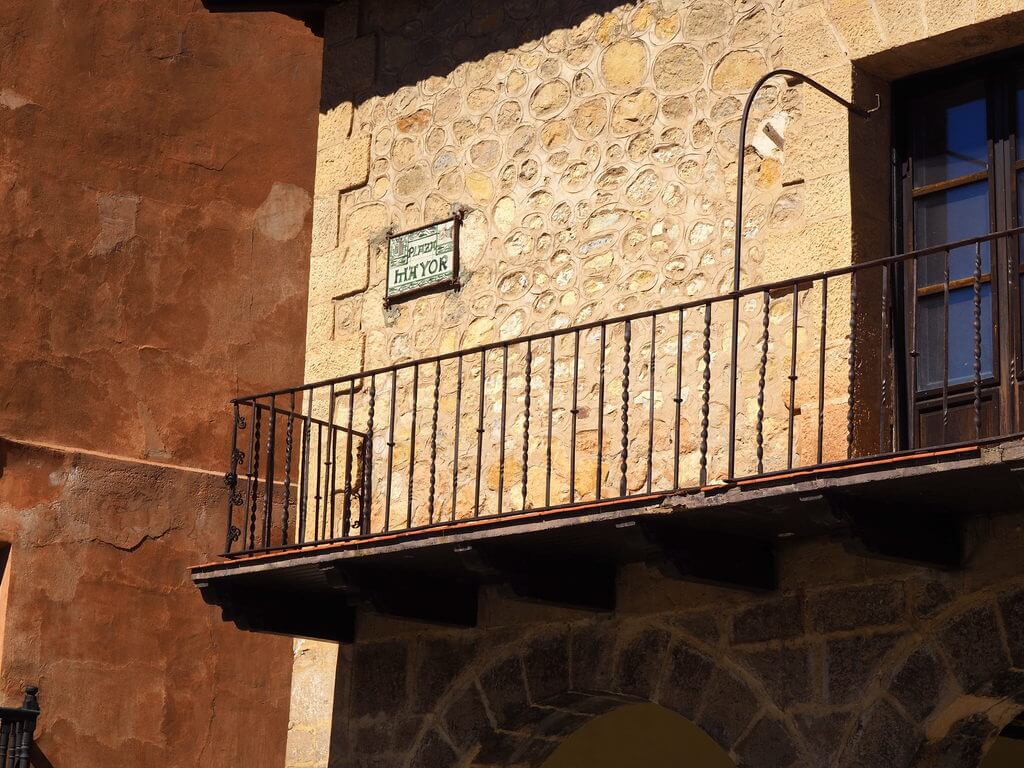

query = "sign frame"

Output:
[[384, 215, 461, 307]]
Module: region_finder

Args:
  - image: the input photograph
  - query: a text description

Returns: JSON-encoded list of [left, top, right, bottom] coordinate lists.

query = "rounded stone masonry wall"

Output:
[[328, 568, 1024, 768]]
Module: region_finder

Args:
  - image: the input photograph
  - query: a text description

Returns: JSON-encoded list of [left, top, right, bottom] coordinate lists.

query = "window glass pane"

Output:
[[916, 285, 993, 391], [912, 79, 987, 187], [913, 181, 991, 284]]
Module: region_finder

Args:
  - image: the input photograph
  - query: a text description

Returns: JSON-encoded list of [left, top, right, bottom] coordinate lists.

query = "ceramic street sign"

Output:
[[386, 217, 459, 304]]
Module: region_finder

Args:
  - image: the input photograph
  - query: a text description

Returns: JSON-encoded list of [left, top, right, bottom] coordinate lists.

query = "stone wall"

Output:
[[296, 0, 1024, 766], [325, 513, 1024, 768]]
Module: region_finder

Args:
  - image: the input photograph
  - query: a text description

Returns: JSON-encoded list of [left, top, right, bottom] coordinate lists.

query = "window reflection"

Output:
[[912, 80, 987, 187]]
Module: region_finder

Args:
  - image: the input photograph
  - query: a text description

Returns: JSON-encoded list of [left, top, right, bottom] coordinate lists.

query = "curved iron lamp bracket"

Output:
[[725, 68, 879, 480]]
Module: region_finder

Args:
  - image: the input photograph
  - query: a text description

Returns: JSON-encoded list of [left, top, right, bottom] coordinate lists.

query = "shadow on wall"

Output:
[[541, 703, 735, 768], [324, 0, 630, 112]]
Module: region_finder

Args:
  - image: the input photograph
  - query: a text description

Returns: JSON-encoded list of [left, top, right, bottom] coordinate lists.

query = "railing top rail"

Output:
[[233, 226, 1024, 403]]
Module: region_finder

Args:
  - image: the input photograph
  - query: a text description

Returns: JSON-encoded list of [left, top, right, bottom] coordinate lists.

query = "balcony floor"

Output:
[[192, 437, 1024, 642]]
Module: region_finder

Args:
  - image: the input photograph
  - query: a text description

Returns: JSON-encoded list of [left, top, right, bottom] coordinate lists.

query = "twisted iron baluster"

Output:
[[361, 376, 375, 531], [282, 392, 295, 545], [699, 303, 712, 486], [429, 361, 441, 523], [384, 372, 397, 531], [756, 290, 770, 475], [941, 250, 950, 445], [342, 383, 356, 536], [569, 330, 580, 502], [521, 341, 532, 510], [263, 397, 276, 547], [620, 320, 631, 497], [497, 347, 508, 514], [473, 351, 486, 517], [248, 406, 261, 551], [787, 285, 799, 469], [223, 404, 244, 552]]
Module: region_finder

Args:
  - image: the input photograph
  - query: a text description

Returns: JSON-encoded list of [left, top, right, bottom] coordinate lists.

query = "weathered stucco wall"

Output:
[[1, 0, 322, 765], [294, 0, 1024, 766], [0, 439, 294, 767], [0, 0, 320, 470]]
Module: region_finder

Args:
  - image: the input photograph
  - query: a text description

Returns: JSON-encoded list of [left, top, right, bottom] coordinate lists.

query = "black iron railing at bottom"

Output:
[[0, 687, 39, 768], [222, 227, 1024, 556]]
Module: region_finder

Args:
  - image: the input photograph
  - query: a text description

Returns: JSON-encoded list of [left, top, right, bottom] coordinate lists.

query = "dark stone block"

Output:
[[353, 717, 391, 755], [914, 579, 956, 618], [352, 640, 409, 717], [938, 603, 1009, 693], [614, 627, 670, 699], [732, 595, 804, 645], [998, 586, 1024, 667], [697, 669, 760, 750], [409, 728, 458, 768], [794, 711, 850, 766], [811, 582, 905, 633], [569, 621, 616, 693], [532, 709, 593, 739], [667, 611, 722, 645], [738, 644, 814, 708], [889, 644, 948, 722], [478, 657, 532, 730], [442, 685, 494, 752], [826, 632, 901, 705], [919, 714, 992, 768], [411, 634, 477, 712], [656, 641, 715, 719], [522, 629, 570, 704], [474, 729, 530, 765], [733, 715, 799, 768], [842, 699, 920, 768]]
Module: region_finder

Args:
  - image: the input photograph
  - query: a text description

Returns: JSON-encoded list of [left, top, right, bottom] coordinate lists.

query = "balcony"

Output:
[[193, 228, 1024, 641]]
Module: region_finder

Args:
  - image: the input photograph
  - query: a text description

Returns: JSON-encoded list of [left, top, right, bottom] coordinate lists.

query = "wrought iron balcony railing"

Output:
[[222, 228, 1024, 556], [0, 687, 39, 768]]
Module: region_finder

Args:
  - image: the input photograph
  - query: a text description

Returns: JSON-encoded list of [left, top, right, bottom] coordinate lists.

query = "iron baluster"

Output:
[[942, 249, 950, 445], [323, 385, 335, 540], [545, 335, 555, 507], [362, 375, 376, 531], [619, 320, 631, 497], [521, 341, 532, 510], [646, 318, 656, 494], [407, 365, 419, 529], [879, 264, 890, 453], [429, 361, 441, 523], [451, 358, 462, 522], [263, 396, 276, 548], [756, 290, 770, 474], [974, 242, 983, 438], [282, 391, 295, 546], [384, 371, 397, 532], [817, 277, 828, 464], [699, 302, 712, 486], [673, 309, 684, 489], [596, 323, 606, 500], [299, 387, 313, 543], [341, 383, 356, 537], [313, 422, 322, 541], [787, 284, 799, 470], [569, 330, 580, 503], [248, 405, 261, 551], [224, 403, 244, 553], [497, 346, 508, 515], [847, 273, 858, 459], [473, 351, 486, 517]]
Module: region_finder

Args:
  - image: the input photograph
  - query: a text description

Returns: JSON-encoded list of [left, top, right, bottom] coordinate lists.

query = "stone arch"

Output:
[[404, 617, 808, 768], [836, 580, 1024, 768]]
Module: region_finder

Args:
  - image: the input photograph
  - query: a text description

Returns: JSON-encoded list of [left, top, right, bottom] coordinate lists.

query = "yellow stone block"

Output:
[[315, 134, 371, 196]]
